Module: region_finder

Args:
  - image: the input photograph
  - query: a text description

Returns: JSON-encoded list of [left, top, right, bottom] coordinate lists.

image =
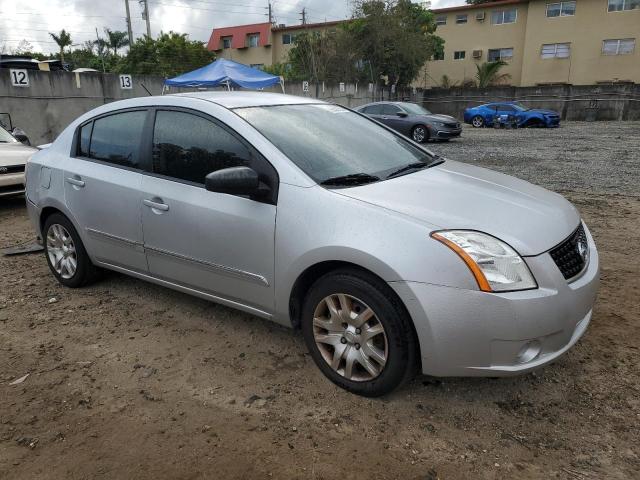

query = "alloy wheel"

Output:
[[472, 116, 484, 128], [413, 126, 427, 142], [46, 223, 78, 279], [312, 293, 388, 382]]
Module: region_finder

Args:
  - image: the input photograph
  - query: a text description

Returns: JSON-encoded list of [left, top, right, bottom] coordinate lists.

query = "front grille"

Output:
[[549, 224, 588, 280], [444, 122, 460, 129], [0, 164, 25, 175]]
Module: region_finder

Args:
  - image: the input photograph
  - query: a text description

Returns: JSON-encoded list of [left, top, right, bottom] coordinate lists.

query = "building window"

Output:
[[541, 43, 571, 58], [436, 15, 447, 25], [282, 33, 296, 45], [488, 48, 514, 61], [546, 1, 576, 17], [433, 50, 445, 61], [222, 36, 232, 49], [454, 51, 466, 60], [602, 38, 636, 55], [248, 33, 260, 48], [608, 0, 640, 11], [491, 8, 518, 24], [456, 14, 467, 24]]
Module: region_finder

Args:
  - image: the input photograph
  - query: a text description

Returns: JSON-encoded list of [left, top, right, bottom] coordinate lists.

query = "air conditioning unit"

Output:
[[476, 12, 485, 21], [472, 50, 483, 59]]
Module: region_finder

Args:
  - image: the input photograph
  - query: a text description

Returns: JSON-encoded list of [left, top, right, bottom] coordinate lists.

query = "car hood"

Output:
[[527, 109, 558, 116], [334, 160, 580, 256], [0, 142, 37, 167], [419, 114, 458, 123]]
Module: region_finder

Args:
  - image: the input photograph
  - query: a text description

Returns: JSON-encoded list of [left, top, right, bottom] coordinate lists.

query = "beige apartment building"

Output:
[[424, 0, 639, 87], [207, 0, 639, 87]]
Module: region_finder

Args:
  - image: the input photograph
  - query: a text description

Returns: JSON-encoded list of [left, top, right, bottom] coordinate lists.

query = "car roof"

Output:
[[170, 91, 324, 109]]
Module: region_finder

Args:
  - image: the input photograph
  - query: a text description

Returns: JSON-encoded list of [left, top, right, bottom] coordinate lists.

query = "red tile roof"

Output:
[[207, 22, 272, 51]]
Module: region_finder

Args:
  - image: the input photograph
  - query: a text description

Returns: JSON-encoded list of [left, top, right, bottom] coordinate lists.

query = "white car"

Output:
[[0, 127, 37, 197]]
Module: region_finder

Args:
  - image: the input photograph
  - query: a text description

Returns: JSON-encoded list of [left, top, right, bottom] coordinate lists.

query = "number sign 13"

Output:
[[119, 74, 133, 89]]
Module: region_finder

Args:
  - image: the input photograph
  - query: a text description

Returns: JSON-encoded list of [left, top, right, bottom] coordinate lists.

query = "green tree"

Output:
[[347, 0, 443, 87], [117, 32, 215, 77], [103, 29, 130, 55], [475, 60, 511, 88], [49, 29, 73, 63]]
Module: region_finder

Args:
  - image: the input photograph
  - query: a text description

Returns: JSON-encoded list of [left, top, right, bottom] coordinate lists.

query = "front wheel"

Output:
[[301, 269, 417, 397], [412, 125, 429, 143], [471, 115, 484, 128]]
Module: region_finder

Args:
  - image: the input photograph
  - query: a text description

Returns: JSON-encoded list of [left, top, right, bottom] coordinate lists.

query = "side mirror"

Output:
[[205, 166, 260, 197], [396, 112, 408, 118], [11, 127, 31, 146]]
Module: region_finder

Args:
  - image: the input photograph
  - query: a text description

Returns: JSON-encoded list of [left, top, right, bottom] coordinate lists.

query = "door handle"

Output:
[[66, 177, 85, 188], [143, 198, 169, 212]]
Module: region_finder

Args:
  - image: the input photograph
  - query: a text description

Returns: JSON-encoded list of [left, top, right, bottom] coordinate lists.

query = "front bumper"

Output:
[[391, 224, 599, 377], [0, 172, 25, 197], [432, 127, 462, 139]]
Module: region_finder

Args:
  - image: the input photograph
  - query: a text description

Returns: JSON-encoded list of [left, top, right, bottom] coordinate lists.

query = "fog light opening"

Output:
[[516, 340, 542, 364]]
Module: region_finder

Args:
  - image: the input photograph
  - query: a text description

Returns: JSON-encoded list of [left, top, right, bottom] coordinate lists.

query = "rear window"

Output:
[[78, 122, 93, 157], [85, 110, 147, 168]]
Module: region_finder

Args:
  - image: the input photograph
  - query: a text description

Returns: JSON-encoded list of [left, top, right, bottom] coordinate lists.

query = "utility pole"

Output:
[[140, 0, 151, 38], [268, 2, 273, 25], [300, 8, 307, 25], [124, 0, 134, 45], [95, 27, 106, 73]]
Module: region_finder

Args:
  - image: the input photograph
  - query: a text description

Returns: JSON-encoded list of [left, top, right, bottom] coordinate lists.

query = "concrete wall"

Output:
[[0, 70, 167, 145], [421, 83, 640, 121], [0, 69, 417, 145]]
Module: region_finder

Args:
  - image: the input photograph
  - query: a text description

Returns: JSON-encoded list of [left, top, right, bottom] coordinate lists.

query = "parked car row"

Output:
[[22, 92, 596, 397], [0, 123, 36, 198]]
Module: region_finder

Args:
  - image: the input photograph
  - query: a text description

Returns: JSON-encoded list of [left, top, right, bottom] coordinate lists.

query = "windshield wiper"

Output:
[[387, 156, 444, 179], [320, 173, 380, 187]]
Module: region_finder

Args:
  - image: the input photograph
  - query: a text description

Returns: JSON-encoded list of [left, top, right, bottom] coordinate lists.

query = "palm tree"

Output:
[[475, 60, 511, 88], [104, 29, 130, 55], [49, 29, 72, 63]]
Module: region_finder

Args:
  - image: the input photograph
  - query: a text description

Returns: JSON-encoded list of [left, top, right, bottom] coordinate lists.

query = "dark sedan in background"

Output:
[[356, 102, 462, 143]]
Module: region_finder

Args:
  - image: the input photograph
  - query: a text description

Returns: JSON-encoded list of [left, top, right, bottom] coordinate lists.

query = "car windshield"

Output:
[[400, 103, 432, 115], [235, 104, 440, 185], [511, 102, 530, 111], [0, 128, 17, 143]]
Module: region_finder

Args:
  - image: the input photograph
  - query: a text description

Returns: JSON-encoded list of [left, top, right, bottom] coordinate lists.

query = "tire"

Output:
[[411, 125, 429, 143], [471, 115, 484, 128], [43, 213, 99, 288], [301, 268, 418, 397]]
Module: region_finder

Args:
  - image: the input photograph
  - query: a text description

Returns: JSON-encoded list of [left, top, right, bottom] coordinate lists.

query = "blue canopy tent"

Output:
[[163, 58, 284, 93]]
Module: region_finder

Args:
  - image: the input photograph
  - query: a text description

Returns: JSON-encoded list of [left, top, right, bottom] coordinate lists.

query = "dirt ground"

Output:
[[1, 122, 639, 479]]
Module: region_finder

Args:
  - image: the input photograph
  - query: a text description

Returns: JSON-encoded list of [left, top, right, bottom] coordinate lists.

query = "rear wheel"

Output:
[[43, 213, 99, 288], [301, 268, 417, 397], [471, 115, 484, 128], [412, 125, 429, 143]]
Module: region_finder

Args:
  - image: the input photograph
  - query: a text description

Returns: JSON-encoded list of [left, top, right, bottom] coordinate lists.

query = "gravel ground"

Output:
[[1, 121, 639, 479], [429, 121, 640, 196]]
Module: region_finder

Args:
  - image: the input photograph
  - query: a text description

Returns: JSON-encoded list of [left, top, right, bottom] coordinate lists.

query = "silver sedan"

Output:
[[25, 92, 599, 396]]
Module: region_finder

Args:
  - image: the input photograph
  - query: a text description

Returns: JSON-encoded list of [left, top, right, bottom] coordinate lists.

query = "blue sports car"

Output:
[[463, 102, 560, 128]]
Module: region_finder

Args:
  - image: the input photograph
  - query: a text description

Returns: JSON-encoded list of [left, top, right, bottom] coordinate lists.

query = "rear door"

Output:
[[64, 109, 148, 272], [140, 108, 278, 314]]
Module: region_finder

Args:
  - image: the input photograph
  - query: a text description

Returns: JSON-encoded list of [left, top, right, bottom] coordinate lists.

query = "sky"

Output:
[[0, 0, 466, 55]]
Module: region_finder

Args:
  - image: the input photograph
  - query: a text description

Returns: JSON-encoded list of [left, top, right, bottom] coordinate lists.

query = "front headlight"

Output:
[[431, 230, 537, 292], [432, 121, 445, 127]]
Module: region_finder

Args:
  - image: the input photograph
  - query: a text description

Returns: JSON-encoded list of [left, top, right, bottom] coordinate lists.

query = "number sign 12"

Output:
[[10, 69, 29, 87], [119, 74, 133, 90]]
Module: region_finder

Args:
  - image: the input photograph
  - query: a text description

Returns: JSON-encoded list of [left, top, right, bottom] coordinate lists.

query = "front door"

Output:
[[64, 109, 148, 273], [380, 104, 409, 135], [140, 109, 278, 314]]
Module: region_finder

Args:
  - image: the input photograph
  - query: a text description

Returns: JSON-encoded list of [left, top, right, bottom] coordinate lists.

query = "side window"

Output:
[[152, 110, 252, 185], [89, 111, 146, 168], [78, 122, 93, 157], [382, 104, 402, 115], [498, 104, 516, 112], [366, 105, 383, 115]]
